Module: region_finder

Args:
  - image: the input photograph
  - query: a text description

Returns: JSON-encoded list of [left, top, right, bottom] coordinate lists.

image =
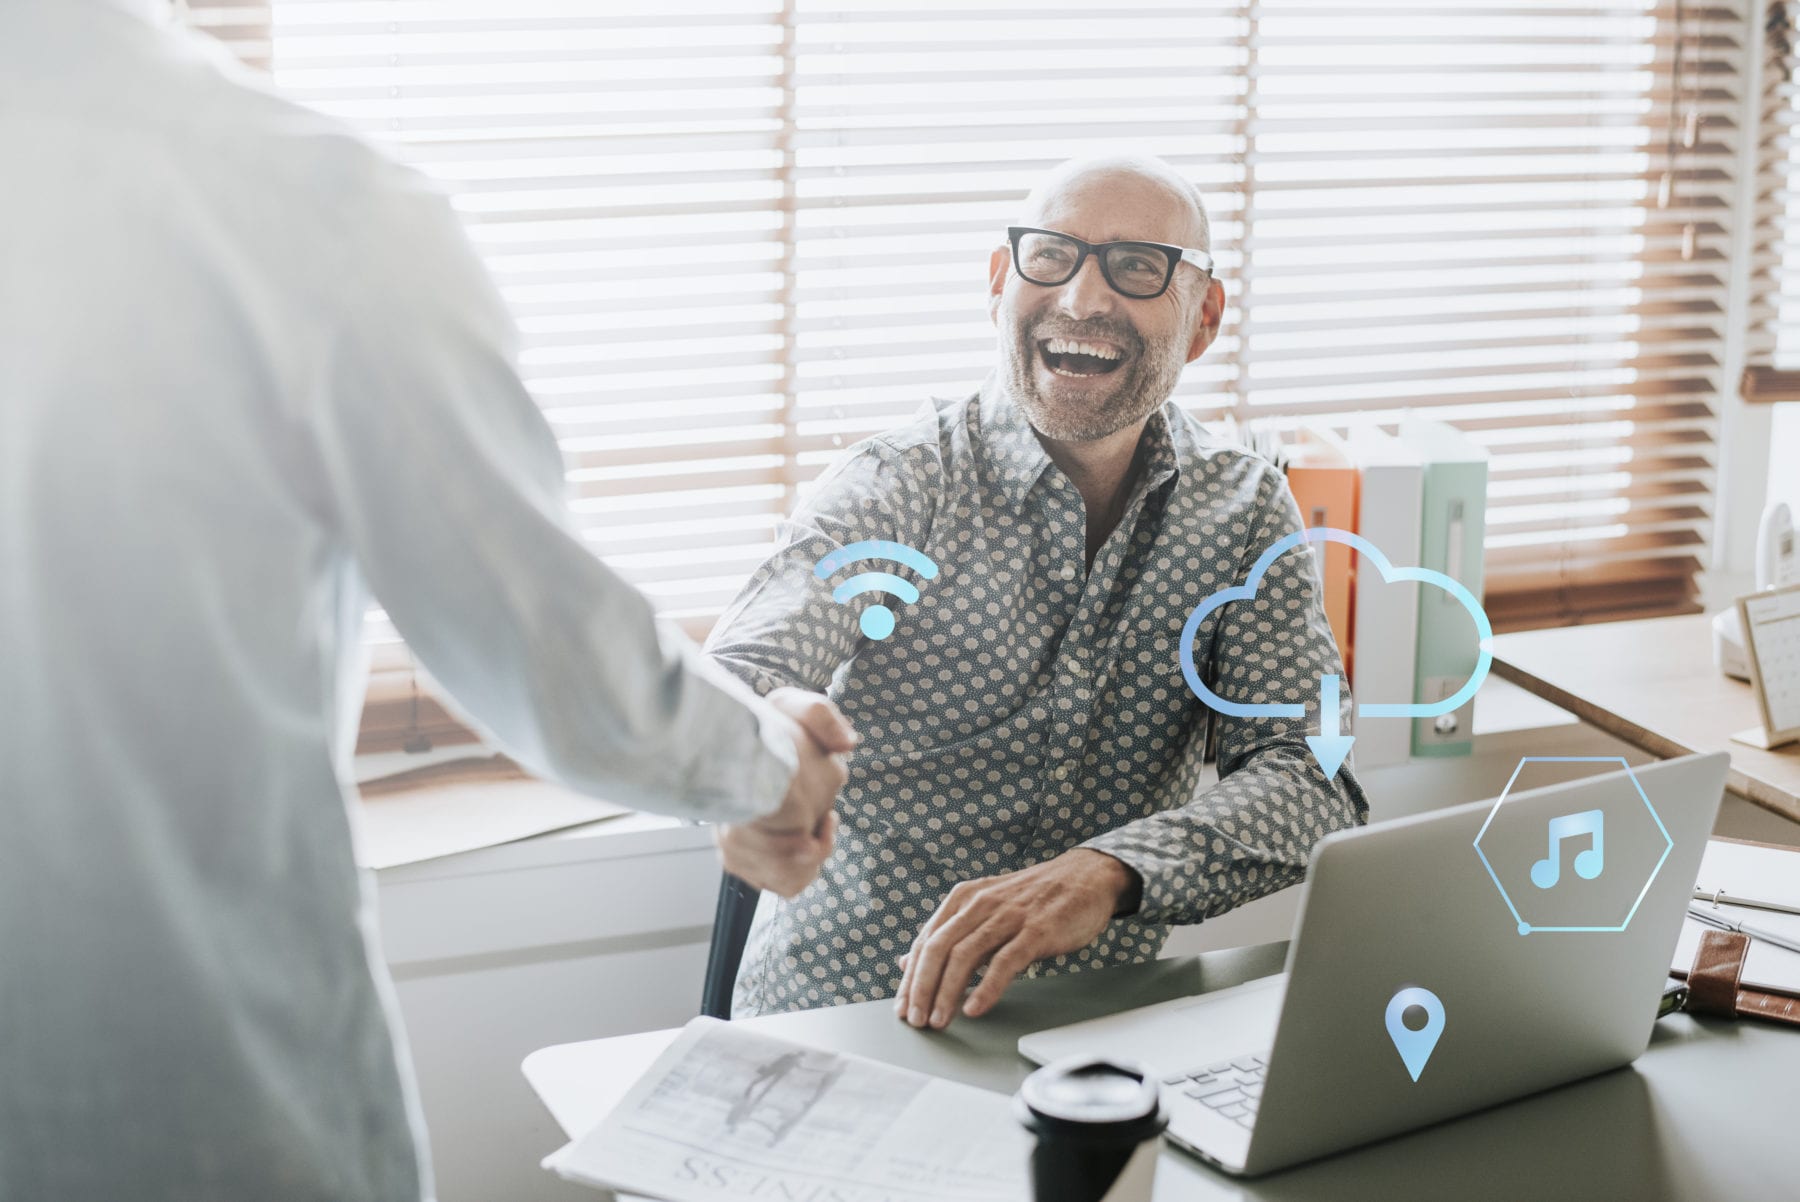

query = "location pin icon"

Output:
[[1385, 987, 1446, 1083]]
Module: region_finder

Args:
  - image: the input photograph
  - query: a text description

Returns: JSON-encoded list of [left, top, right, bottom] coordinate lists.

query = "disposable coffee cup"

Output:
[[1014, 1055, 1166, 1202]]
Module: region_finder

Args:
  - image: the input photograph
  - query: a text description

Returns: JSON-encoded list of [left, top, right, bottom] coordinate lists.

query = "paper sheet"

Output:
[[1671, 839, 1800, 996], [545, 1018, 1031, 1202], [351, 757, 628, 869]]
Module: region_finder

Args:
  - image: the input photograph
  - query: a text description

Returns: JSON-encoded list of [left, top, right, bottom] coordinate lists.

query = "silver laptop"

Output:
[[1019, 752, 1728, 1176]]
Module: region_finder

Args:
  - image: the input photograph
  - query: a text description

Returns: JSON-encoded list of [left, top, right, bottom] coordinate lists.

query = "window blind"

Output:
[[1744, 0, 1800, 398], [181, 0, 1748, 746], [1229, 1, 1742, 631]]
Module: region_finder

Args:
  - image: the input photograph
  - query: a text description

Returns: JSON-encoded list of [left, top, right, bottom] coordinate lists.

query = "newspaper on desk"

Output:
[[544, 1017, 1031, 1202]]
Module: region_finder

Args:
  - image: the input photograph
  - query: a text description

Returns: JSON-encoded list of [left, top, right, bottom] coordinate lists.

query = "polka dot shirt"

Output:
[[707, 382, 1368, 1016]]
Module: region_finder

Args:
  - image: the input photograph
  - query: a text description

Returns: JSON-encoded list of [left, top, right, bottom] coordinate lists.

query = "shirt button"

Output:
[[1061, 564, 1078, 581], [1052, 761, 1074, 780]]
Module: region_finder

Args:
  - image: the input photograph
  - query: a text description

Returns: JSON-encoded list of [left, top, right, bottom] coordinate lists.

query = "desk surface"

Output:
[[524, 947, 1800, 1202], [1491, 614, 1800, 824]]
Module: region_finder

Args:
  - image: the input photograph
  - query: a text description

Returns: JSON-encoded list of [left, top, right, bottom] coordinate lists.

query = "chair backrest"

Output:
[[699, 871, 761, 1019]]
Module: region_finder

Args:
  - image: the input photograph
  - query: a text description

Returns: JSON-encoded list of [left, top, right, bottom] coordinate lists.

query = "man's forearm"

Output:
[[1081, 749, 1365, 926], [1076, 848, 1144, 916]]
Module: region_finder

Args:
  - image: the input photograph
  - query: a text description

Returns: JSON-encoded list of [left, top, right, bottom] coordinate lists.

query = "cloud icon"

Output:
[[1178, 527, 1494, 775]]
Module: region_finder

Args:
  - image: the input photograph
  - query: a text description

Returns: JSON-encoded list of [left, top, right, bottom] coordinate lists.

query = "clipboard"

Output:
[[1731, 581, 1800, 750]]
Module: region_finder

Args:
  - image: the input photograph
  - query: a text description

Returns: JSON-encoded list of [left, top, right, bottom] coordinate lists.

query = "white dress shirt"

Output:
[[0, 2, 795, 1198]]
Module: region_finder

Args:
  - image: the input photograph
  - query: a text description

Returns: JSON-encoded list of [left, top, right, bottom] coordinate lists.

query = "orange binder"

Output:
[[1283, 427, 1360, 680]]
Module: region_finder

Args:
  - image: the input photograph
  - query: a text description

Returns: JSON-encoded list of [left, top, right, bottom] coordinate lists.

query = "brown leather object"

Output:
[[1685, 929, 1800, 1027], [1737, 989, 1800, 1025], [1686, 930, 1749, 1018]]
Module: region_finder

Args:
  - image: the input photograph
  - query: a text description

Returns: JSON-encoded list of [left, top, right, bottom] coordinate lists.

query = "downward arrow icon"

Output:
[[1304, 673, 1356, 780]]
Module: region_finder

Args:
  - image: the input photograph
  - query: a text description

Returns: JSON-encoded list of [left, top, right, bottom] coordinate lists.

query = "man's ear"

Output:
[[988, 245, 1009, 326], [1185, 277, 1226, 363]]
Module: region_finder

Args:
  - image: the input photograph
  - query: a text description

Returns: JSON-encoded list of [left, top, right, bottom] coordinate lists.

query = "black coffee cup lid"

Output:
[[1015, 1056, 1166, 1145]]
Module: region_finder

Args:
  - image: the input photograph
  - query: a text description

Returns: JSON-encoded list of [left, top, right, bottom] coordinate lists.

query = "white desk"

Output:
[[1491, 615, 1800, 825], [524, 946, 1800, 1201]]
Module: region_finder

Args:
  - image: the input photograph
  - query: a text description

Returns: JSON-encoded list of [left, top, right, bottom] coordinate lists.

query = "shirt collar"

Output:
[[976, 377, 1184, 508], [1136, 405, 1182, 498], [976, 378, 1055, 507]]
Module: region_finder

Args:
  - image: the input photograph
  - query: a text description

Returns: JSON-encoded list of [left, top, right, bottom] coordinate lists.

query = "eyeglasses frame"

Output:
[[1004, 225, 1215, 301]]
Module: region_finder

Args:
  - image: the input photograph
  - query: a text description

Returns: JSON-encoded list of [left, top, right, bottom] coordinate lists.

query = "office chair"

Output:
[[700, 870, 760, 1019]]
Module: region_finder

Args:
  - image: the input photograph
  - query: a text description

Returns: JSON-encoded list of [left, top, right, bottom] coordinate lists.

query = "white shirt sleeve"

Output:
[[300, 165, 795, 824]]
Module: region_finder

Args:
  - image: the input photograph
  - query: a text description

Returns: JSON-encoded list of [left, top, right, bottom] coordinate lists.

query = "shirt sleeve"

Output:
[[705, 439, 934, 696], [1082, 468, 1369, 925], [303, 165, 795, 824]]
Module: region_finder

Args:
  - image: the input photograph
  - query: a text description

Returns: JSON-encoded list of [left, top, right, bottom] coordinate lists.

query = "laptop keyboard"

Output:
[[1163, 1052, 1268, 1129]]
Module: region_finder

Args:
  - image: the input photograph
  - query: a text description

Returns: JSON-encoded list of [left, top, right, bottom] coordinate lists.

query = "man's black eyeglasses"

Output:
[[1006, 226, 1214, 301]]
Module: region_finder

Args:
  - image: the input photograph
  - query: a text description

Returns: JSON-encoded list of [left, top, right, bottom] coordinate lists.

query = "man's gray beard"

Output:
[[999, 314, 1185, 443]]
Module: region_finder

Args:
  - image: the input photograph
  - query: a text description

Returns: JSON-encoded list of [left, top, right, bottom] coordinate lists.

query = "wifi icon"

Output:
[[813, 540, 939, 641]]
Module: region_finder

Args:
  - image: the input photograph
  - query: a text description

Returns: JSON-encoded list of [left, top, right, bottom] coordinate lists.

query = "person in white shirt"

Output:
[[0, 1, 849, 1198]]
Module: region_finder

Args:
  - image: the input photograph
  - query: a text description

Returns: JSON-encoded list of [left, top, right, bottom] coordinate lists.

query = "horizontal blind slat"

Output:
[[179, 0, 1742, 671]]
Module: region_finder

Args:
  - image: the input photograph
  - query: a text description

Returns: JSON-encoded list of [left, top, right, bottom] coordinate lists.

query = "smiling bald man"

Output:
[[707, 156, 1368, 1025]]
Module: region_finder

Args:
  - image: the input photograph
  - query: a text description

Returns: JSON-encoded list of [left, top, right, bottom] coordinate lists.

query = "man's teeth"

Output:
[[1044, 337, 1122, 361]]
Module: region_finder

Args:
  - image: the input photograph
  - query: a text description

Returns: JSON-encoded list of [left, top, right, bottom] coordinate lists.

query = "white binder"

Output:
[[1346, 429, 1424, 770]]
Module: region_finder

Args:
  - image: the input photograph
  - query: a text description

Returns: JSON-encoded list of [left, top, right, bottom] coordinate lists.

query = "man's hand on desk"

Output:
[[895, 849, 1143, 1030], [715, 688, 857, 899]]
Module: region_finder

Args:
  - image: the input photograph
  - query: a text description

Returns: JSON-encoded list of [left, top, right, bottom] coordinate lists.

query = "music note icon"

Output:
[[1530, 809, 1605, 890]]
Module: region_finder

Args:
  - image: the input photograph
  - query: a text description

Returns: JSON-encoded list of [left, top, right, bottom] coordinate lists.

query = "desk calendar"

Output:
[[1735, 582, 1800, 750]]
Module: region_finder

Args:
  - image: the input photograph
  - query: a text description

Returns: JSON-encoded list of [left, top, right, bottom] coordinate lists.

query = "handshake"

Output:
[[714, 687, 857, 898]]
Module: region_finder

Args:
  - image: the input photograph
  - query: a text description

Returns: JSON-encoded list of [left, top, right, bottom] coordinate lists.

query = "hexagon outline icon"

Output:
[[1472, 756, 1674, 935]]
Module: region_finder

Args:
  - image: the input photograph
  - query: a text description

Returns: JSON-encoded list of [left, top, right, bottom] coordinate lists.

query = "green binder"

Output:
[[1399, 418, 1489, 758]]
